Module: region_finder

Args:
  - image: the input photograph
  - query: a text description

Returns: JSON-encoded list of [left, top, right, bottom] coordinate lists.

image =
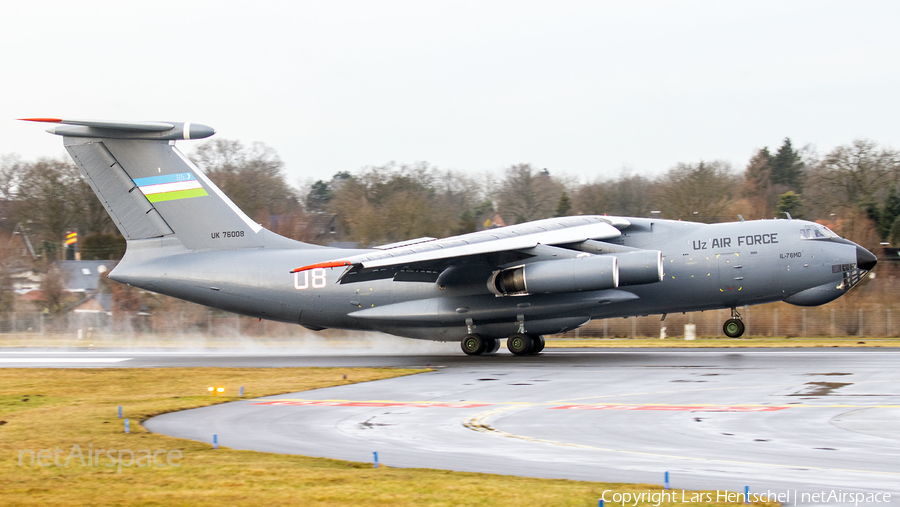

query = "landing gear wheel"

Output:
[[484, 338, 501, 354], [530, 335, 545, 354], [461, 334, 487, 356], [723, 319, 745, 338], [507, 333, 535, 356]]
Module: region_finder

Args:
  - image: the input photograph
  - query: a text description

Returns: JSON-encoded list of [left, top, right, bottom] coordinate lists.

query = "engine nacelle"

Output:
[[489, 255, 618, 296], [616, 250, 664, 286]]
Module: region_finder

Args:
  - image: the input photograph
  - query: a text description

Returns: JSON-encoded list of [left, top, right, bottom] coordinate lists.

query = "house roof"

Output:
[[73, 293, 113, 313], [53, 260, 119, 292], [19, 289, 46, 301]]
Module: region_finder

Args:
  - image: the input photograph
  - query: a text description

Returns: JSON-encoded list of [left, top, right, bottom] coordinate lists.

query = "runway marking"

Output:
[[550, 379, 900, 403], [551, 404, 788, 412], [549, 383, 805, 403], [253, 400, 491, 408], [252, 398, 900, 410], [0, 357, 132, 363], [463, 406, 900, 477]]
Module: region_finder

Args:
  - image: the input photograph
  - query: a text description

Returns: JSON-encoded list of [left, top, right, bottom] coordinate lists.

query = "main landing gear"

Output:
[[723, 307, 745, 338], [460, 333, 545, 356]]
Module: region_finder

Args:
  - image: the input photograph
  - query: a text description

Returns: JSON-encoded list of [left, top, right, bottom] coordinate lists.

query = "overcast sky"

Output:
[[2, 1, 898, 185]]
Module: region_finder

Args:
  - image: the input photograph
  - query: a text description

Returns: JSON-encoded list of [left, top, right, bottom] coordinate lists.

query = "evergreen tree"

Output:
[[306, 180, 333, 212], [863, 197, 881, 230], [776, 191, 805, 220], [771, 138, 804, 191], [889, 216, 900, 246], [744, 147, 775, 216], [555, 191, 572, 217], [745, 148, 773, 191], [80, 232, 127, 260], [455, 208, 477, 234], [879, 186, 900, 240]]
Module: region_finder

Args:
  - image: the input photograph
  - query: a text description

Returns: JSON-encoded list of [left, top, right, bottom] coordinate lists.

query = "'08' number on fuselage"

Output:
[[294, 268, 327, 290]]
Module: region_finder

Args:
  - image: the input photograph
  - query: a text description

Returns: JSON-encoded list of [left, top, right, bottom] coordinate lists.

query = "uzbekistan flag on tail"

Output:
[[133, 172, 208, 203]]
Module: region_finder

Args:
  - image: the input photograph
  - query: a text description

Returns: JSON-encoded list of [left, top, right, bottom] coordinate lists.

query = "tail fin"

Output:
[[25, 118, 304, 251]]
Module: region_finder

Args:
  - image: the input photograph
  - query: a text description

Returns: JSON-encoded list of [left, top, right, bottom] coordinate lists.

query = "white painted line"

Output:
[[0, 358, 132, 363], [547, 349, 900, 355]]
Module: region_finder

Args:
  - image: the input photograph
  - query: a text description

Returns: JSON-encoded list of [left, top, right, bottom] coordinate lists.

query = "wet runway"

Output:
[[113, 348, 900, 504], [3, 348, 898, 503]]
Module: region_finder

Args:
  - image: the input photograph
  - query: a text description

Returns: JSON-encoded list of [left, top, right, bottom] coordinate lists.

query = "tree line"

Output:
[[309, 137, 900, 250], [1, 136, 898, 263]]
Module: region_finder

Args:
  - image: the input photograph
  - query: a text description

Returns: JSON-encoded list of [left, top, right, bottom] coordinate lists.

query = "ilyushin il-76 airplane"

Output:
[[24, 118, 877, 356]]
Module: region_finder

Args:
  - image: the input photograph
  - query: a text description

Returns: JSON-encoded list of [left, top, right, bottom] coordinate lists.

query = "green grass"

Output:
[[0, 368, 779, 506]]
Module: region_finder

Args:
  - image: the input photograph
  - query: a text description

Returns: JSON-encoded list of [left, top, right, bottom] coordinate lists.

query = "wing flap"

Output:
[[373, 237, 438, 250], [291, 216, 622, 276]]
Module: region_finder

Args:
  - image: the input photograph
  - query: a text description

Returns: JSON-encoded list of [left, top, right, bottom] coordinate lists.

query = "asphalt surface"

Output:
[[5, 348, 899, 504]]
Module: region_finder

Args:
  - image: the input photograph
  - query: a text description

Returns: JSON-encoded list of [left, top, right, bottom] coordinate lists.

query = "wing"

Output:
[[291, 216, 628, 283]]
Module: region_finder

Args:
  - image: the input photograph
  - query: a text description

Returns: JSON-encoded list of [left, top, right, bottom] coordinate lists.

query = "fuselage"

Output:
[[109, 217, 872, 341]]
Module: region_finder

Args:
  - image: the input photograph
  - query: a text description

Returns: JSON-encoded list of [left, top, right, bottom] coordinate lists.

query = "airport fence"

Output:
[[574, 302, 900, 339], [0, 301, 898, 343], [1, 267, 897, 343]]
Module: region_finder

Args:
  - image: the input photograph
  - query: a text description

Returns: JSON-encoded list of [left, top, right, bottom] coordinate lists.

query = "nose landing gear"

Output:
[[723, 307, 745, 338]]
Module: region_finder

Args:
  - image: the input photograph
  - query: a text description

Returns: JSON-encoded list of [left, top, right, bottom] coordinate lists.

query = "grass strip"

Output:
[[0, 367, 778, 506]]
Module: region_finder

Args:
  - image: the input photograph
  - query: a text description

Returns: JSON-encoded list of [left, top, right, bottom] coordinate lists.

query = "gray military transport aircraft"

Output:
[[24, 118, 877, 356]]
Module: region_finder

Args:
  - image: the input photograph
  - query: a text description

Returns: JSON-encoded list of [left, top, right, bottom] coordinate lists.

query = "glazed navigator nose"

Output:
[[857, 245, 877, 271]]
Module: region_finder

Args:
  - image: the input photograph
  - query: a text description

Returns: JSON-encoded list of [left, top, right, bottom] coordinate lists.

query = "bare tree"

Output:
[[39, 263, 70, 314], [655, 161, 738, 222], [192, 139, 301, 227], [496, 164, 563, 224], [13, 157, 86, 259], [811, 139, 900, 209], [0, 154, 24, 201]]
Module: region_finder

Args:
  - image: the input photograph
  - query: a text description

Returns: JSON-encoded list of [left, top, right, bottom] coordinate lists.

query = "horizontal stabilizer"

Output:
[[20, 118, 215, 140]]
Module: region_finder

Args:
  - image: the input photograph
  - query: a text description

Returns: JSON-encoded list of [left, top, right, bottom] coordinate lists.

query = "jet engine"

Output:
[[616, 250, 664, 286], [488, 250, 664, 296], [489, 255, 618, 296]]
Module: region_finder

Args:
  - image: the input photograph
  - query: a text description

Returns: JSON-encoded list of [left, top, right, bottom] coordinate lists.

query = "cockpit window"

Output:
[[800, 225, 834, 240]]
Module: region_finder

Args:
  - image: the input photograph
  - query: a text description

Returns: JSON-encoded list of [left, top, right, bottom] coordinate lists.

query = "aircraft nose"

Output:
[[857, 245, 877, 271]]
